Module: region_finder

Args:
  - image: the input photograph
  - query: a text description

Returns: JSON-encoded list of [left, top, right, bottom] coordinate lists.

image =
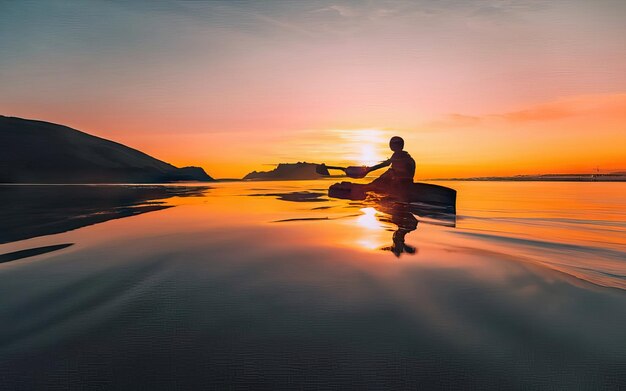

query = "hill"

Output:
[[0, 116, 213, 183]]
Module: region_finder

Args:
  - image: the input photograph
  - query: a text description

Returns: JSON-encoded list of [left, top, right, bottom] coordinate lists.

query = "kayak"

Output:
[[328, 181, 457, 212]]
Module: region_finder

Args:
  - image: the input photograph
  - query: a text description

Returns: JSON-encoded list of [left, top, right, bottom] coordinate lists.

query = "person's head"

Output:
[[389, 136, 404, 152]]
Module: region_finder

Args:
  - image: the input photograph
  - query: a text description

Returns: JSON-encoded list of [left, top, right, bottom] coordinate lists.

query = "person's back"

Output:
[[389, 150, 415, 182]]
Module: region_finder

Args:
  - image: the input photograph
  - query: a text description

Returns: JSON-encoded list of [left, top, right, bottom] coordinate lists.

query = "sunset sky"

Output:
[[1, 0, 625, 178]]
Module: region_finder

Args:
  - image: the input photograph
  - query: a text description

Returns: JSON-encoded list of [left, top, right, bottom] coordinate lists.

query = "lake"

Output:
[[0, 180, 625, 389]]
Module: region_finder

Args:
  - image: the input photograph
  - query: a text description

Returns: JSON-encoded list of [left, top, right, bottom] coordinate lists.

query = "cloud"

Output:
[[326, 5, 356, 18], [252, 13, 317, 37], [431, 114, 484, 128], [435, 93, 626, 127], [498, 94, 626, 122]]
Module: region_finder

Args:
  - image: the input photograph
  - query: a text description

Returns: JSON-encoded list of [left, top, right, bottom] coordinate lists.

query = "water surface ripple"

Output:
[[0, 181, 624, 389]]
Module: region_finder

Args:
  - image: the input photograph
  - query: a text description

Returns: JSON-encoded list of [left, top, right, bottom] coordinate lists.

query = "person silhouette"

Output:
[[365, 136, 416, 191]]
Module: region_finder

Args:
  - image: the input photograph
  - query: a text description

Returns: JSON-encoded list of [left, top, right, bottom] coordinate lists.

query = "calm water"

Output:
[[0, 180, 625, 389]]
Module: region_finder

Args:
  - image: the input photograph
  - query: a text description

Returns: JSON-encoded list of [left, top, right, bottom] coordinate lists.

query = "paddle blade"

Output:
[[345, 166, 368, 179], [316, 164, 330, 176]]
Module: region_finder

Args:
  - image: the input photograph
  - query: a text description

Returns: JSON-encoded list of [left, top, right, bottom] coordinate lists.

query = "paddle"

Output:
[[316, 164, 369, 179]]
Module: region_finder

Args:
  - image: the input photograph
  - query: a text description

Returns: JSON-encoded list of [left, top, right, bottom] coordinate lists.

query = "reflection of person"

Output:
[[377, 201, 418, 257], [366, 136, 416, 190], [382, 228, 417, 257]]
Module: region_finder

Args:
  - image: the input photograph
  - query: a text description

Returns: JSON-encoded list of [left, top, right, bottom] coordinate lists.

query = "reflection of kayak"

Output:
[[328, 181, 457, 212]]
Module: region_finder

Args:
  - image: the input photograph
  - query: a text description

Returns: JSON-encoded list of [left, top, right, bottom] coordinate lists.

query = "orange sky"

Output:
[[1, 1, 625, 178]]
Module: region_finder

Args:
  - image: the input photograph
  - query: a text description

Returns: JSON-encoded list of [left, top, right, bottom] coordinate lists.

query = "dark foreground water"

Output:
[[0, 181, 625, 390]]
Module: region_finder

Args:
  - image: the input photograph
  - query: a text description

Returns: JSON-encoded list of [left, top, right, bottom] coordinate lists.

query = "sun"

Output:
[[333, 128, 389, 166], [359, 144, 381, 166]]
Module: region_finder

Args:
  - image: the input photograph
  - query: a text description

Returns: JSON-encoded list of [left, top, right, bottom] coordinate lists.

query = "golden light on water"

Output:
[[355, 207, 386, 250], [357, 207, 383, 230]]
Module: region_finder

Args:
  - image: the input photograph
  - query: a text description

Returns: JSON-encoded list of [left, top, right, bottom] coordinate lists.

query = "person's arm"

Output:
[[367, 159, 391, 173]]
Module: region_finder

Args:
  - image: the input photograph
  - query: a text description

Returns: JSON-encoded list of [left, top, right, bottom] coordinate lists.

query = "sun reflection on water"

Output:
[[356, 207, 383, 230], [355, 207, 387, 250]]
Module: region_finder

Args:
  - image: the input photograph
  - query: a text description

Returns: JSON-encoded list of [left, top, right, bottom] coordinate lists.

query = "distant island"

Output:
[[0, 116, 214, 183], [433, 174, 626, 182], [243, 162, 330, 180]]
